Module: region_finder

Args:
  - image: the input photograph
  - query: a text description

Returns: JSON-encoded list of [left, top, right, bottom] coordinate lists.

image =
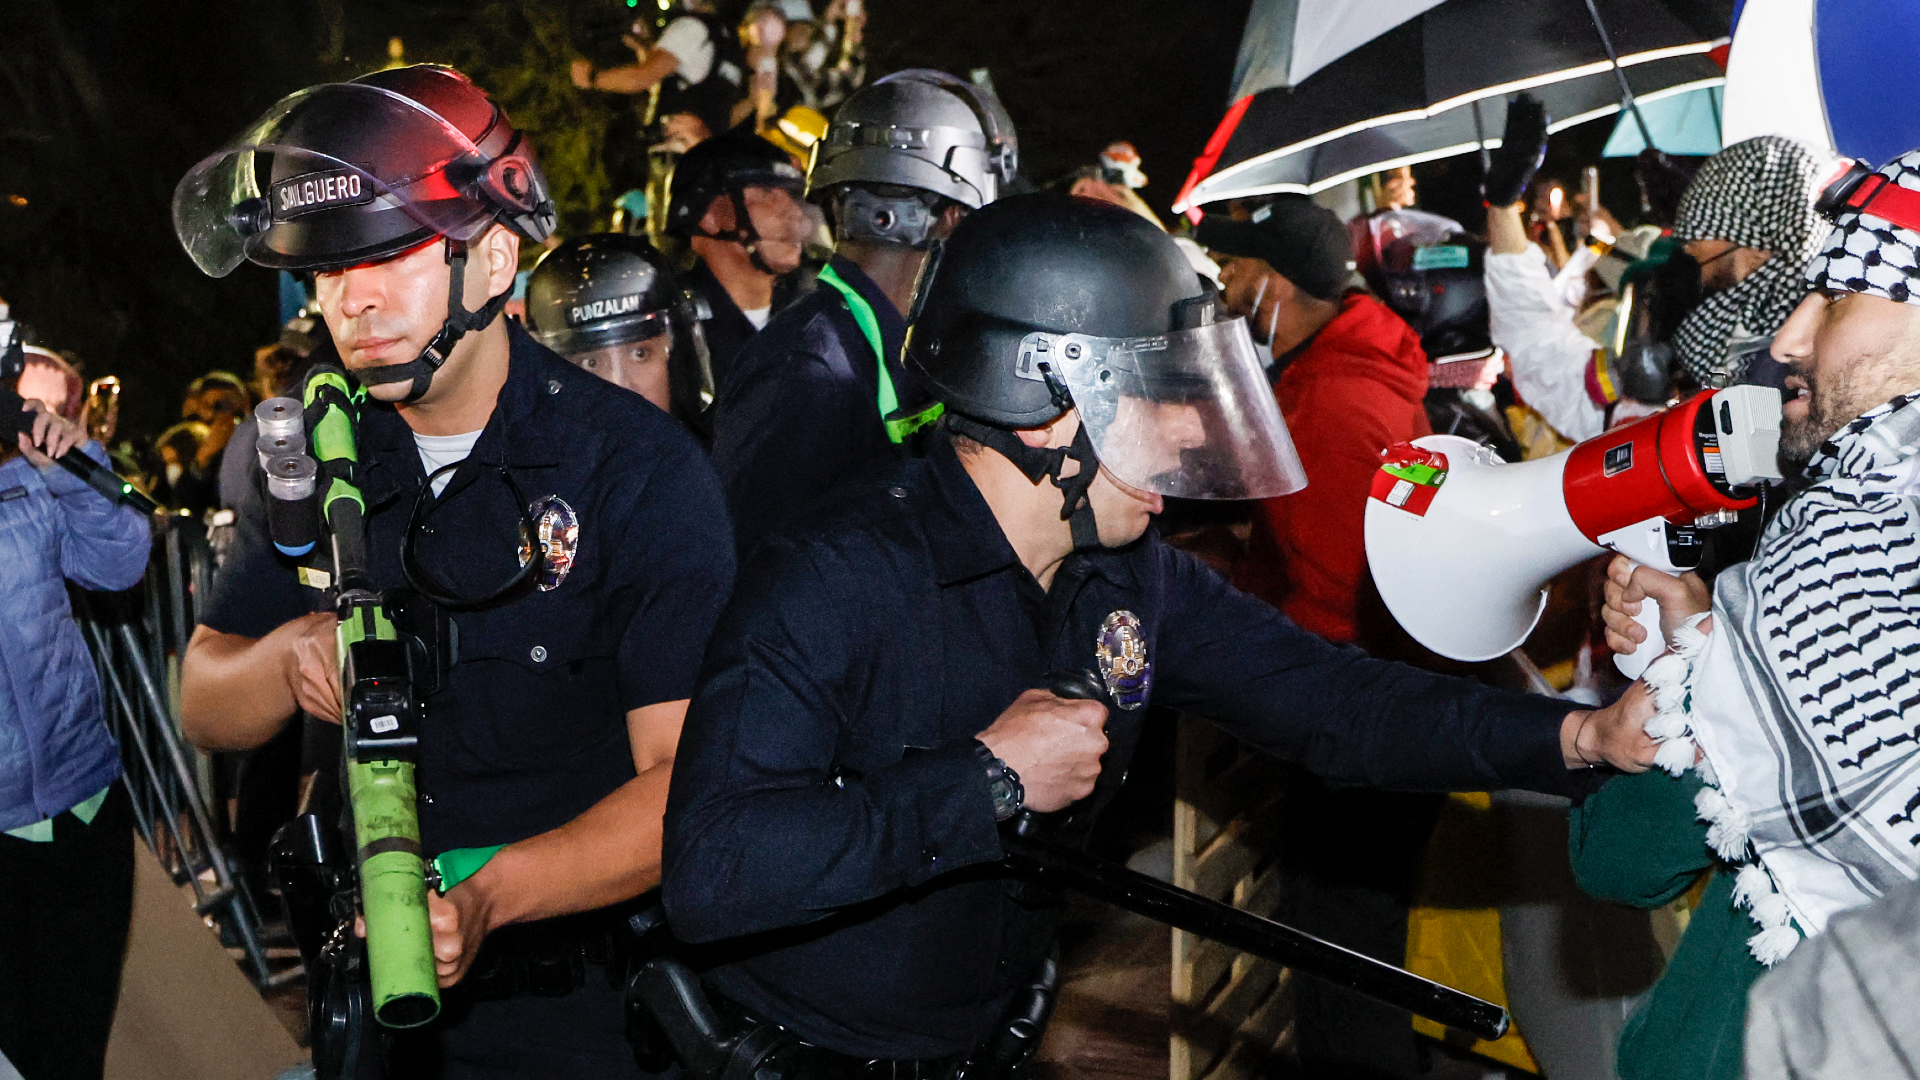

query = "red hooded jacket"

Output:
[[1235, 293, 1431, 644]]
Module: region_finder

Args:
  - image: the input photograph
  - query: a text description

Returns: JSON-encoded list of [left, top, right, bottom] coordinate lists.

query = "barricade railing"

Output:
[[70, 514, 283, 989]]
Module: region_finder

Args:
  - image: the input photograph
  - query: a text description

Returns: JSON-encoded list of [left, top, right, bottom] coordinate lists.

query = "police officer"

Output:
[[525, 233, 716, 434], [664, 131, 816, 406], [660, 194, 1657, 1073], [172, 66, 734, 1077], [712, 69, 1017, 555]]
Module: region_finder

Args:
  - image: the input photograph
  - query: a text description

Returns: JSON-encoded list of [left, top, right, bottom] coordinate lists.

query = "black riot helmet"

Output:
[[523, 233, 716, 425], [172, 65, 557, 402], [663, 131, 807, 240], [1375, 231, 1494, 362], [905, 193, 1306, 545]]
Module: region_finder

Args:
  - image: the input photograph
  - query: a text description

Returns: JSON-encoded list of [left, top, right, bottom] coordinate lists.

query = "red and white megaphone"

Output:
[[1364, 386, 1783, 676]]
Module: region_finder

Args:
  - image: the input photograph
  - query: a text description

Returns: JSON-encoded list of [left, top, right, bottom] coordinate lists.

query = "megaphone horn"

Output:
[[1364, 386, 1782, 675]]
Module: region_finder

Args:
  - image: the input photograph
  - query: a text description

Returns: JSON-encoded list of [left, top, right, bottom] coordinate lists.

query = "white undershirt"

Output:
[[655, 16, 716, 84], [742, 305, 772, 330], [414, 429, 483, 497]]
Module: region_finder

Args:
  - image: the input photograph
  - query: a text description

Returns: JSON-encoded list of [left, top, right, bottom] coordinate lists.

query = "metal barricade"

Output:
[[70, 514, 284, 990]]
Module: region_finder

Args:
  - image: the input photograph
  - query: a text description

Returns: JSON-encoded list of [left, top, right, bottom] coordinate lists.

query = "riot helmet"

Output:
[[663, 130, 812, 274], [524, 233, 715, 423], [809, 69, 1018, 244], [172, 65, 557, 402], [906, 193, 1306, 545], [1367, 214, 1493, 363]]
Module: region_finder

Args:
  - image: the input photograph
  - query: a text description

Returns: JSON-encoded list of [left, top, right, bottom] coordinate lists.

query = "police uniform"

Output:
[[711, 254, 916, 556], [203, 323, 735, 1076], [661, 436, 1586, 1063], [685, 259, 809, 401]]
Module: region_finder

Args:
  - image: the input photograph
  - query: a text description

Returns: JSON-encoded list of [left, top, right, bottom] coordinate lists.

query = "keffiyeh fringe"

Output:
[[1639, 611, 1802, 965]]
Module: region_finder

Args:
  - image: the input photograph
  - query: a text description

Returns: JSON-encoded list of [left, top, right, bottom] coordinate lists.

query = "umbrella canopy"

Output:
[[1721, 0, 1920, 168], [1175, 0, 1734, 212], [1230, 0, 1452, 97], [1602, 83, 1722, 156]]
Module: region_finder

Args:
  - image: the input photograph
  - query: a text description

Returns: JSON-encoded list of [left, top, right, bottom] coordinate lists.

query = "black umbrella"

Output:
[[1173, 0, 1734, 211]]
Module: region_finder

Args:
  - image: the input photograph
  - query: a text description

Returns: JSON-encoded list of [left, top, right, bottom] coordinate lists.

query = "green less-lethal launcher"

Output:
[[305, 367, 441, 1029]]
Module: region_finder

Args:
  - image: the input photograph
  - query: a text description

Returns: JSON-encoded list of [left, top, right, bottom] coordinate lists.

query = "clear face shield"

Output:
[[1015, 316, 1308, 501], [172, 83, 520, 277]]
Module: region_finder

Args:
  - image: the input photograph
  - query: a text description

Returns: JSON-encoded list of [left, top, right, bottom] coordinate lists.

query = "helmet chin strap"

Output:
[[356, 239, 513, 403], [694, 190, 786, 277], [945, 411, 1104, 552]]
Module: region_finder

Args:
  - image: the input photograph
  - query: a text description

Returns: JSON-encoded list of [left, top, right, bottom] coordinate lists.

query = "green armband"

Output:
[[430, 844, 506, 894]]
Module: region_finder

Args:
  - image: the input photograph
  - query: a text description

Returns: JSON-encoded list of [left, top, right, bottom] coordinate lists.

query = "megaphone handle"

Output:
[[1611, 560, 1667, 679]]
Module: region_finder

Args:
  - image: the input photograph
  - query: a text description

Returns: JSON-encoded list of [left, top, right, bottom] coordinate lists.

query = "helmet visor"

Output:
[[1026, 317, 1308, 501], [173, 83, 502, 277], [531, 309, 674, 358]]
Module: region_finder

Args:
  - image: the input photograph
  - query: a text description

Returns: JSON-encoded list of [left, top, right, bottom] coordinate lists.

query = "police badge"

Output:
[[1095, 610, 1151, 710], [516, 495, 579, 591]]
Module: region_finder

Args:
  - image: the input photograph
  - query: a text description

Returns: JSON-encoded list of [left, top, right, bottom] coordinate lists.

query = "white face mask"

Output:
[[1246, 275, 1284, 367]]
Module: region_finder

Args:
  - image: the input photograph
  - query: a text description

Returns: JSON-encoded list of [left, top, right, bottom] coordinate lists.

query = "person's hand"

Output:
[[570, 58, 595, 90], [428, 881, 497, 988], [284, 612, 343, 723], [1602, 554, 1712, 655], [352, 879, 496, 988], [1482, 93, 1549, 207], [1561, 679, 1657, 772], [976, 689, 1109, 813], [16, 396, 85, 468]]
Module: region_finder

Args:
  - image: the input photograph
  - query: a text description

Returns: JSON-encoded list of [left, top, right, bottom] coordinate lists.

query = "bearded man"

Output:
[[1583, 148, 1920, 1080]]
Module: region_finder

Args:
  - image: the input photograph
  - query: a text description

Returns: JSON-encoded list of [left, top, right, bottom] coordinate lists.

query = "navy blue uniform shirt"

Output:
[[201, 322, 735, 855], [662, 436, 1580, 1060], [711, 254, 916, 558]]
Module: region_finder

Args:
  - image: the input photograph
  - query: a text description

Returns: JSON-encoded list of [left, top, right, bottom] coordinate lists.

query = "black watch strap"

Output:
[[973, 741, 1024, 822]]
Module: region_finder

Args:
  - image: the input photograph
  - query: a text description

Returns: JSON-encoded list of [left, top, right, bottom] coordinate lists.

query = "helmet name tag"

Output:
[[274, 169, 373, 220], [567, 294, 644, 326]]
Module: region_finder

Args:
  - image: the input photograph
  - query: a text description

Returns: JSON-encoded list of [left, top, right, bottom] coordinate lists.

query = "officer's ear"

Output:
[[474, 224, 521, 305]]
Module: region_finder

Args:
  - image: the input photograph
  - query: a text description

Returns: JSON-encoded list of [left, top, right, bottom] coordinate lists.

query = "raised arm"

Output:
[[1151, 544, 1653, 794]]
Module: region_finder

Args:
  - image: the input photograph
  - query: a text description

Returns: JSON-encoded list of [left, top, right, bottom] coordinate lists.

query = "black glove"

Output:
[[1482, 93, 1549, 207]]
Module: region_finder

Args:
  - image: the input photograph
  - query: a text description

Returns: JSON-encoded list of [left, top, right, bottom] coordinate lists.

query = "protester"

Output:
[[16, 346, 83, 424], [572, 0, 747, 149], [1, 354, 152, 1080], [1584, 147, 1920, 1080], [780, 0, 866, 112], [1487, 97, 1826, 444], [1201, 196, 1420, 646]]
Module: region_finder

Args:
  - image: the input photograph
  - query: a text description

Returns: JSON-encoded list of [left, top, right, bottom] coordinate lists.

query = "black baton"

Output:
[[997, 672, 1511, 1043]]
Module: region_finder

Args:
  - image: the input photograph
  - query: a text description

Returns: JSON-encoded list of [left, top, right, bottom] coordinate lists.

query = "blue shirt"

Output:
[[0, 442, 150, 831]]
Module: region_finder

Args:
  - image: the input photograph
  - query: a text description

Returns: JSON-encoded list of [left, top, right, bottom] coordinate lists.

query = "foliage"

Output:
[[437, 1, 628, 246]]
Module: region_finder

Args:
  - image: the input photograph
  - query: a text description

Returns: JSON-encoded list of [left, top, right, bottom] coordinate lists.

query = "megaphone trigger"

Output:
[[1611, 559, 1669, 681]]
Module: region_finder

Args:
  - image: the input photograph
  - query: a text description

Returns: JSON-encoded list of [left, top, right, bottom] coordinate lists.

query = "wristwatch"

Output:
[[974, 741, 1024, 822]]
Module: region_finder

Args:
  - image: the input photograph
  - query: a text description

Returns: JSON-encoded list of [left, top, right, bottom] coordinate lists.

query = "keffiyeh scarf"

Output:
[[1670, 136, 1825, 385], [1643, 393, 1920, 965]]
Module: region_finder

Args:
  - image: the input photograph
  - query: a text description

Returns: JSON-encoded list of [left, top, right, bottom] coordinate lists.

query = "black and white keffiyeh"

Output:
[[1670, 137, 1826, 384], [1643, 393, 1920, 965], [1808, 148, 1920, 305]]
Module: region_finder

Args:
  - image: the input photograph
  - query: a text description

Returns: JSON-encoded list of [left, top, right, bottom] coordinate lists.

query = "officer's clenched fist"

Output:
[[976, 689, 1109, 813]]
